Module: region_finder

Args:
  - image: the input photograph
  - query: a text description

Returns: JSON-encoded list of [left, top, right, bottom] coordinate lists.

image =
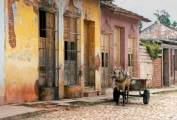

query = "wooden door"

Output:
[[64, 16, 78, 86], [128, 38, 133, 76], [163, 48, 169, 86], [84, 20, 95, 87], [39, 10, 56, 87], [101, 34, 111, 88], [128, 38, 136, 77], [114, 27, 121, 68]]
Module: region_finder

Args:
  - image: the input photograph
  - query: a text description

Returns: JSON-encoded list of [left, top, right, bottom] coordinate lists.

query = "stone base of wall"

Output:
[[39, 87, 59, 101], [0, 96, 4, 105], [152, 58, 162, 88], [64, 85, 82, 98]]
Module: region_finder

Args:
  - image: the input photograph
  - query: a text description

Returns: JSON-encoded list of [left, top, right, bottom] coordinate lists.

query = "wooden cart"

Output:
[[113, 78, 150, 104], [129, 78, 150, 104]]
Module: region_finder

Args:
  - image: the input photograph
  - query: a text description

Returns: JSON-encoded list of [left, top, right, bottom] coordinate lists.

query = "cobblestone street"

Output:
[[24, 92, 177, 120]]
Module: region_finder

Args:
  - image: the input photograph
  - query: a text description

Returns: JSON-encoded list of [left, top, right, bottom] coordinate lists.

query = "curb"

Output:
[[0, 109, 48, 120], [151, 89, 177, 94], [0, 100, 112, 120], [1, 88, 177, 120]]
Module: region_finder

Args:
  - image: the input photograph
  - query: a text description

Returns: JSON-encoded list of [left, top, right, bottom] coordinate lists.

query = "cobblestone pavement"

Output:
[[25, 92, 177, 120]]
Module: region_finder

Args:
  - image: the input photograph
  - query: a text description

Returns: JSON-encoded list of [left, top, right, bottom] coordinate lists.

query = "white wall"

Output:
[[0, 0, 5, 104], [140, 46, 153, 87]]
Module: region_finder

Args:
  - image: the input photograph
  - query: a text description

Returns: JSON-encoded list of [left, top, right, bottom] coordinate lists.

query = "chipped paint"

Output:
[[82, 0, 101, 91], [5, 0, 39, 104], [101, 6, 140, 77], [57, 0, 102, 98], [4, 0, 102, 103], [8, 0, 16, 48]]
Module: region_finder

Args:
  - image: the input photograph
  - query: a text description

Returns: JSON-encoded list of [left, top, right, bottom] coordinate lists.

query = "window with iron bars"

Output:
[[39, 9, 58, 87], [128, 38, 137, 77], [64, 14, 81, 86]]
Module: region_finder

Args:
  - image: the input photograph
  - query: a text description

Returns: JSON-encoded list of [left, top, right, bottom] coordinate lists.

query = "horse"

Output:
[[112, 68, 131, 105]]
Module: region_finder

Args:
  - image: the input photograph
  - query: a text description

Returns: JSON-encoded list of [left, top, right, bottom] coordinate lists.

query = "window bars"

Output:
[[101, 34, 111, 88], [128, 38, 137, 77], [39, 9, 59, 87], [64, 15, 81, 86]]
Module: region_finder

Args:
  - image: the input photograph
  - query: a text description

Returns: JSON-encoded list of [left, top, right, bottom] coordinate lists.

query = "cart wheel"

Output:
[[113, 88, 118, 101], [143, 89, 150, 104]]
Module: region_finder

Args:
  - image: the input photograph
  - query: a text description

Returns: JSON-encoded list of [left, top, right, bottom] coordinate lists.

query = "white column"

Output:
[[57, 0, 65, 98], [0, 0, 5, 104]]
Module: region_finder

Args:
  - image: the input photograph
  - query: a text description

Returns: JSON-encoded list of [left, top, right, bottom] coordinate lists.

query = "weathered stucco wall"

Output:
[[5, 0, 39, 103], [0, 0, 5, 105], [4, 0, 101, 102], [140, 45, 162, 88], [140, 46, 153, 87], [57, 0, 101, 98], [101, 7, 140, 77], [82, 0, 101, 91]]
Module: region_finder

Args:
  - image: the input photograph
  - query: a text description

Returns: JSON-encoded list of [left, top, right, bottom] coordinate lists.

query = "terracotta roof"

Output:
[[101, 1, 151, 22]]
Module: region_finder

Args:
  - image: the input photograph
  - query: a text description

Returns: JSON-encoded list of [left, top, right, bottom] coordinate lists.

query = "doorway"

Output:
[[128, 38, 136, 77], [163, 48, 169, 86], [114, 27, 121, 68], [38, 9, 58, 100], [84, 20, 95, 89], [101, 33, 111, 88]]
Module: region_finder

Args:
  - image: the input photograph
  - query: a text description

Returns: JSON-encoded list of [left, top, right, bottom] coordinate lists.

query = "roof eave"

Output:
[[101, 5, 151, 22]]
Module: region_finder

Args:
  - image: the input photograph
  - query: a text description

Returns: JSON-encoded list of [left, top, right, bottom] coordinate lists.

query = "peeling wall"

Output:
[[101, 7, 140, 77], [57, 0, 101, 98], [4, 0, 101, 103], [140, 46, 162, 88], [141, 21, 177, 87], [82, 0, 101, 91], [5, 0, 39, 103], [140, 46, 153, 87], [0, 0, 5, 105]]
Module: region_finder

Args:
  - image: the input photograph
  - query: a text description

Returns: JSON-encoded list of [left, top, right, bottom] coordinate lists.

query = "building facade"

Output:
[[0, 0, 101, 105], [141, 21, 177, 87], [100, 2, 150, 91], [0, 0, 150, 105]]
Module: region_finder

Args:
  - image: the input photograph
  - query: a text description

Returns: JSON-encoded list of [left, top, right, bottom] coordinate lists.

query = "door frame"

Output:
[[101, 32, 112, 89], [84, 20, 96, 88], [38, 7, 59, 100]]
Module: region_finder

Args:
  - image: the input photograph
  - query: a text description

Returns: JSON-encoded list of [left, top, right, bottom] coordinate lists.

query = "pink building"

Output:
[[100, 2, 150, 90]]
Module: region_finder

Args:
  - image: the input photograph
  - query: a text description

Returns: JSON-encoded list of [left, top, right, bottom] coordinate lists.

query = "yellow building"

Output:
[[2, 0, 101, 104]]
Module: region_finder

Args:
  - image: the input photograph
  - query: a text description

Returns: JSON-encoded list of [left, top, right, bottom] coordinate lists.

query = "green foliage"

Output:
[[154, 10, 177, 29], [172, 21, 177, 28], [154, 10, 171, 26], [139, 21, 143, 32], [141, 40, 161, 60]]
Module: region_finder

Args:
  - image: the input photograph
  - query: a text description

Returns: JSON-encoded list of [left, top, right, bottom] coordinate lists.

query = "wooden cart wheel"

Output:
[[113, 88, 118, 101], [143, 89, 150, 104]]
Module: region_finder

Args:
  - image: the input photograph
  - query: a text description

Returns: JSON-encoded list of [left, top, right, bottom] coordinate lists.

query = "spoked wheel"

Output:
[[143, 89, 150, 104]]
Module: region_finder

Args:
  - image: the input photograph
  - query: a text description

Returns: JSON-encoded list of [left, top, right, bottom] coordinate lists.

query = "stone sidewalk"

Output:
[[0, 85, 177, 120], [150, 85, 177, 94], [0, 105, 43, 120]]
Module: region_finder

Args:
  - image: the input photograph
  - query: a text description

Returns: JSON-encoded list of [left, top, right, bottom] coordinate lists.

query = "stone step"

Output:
[[83, 90, 100, 97]]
